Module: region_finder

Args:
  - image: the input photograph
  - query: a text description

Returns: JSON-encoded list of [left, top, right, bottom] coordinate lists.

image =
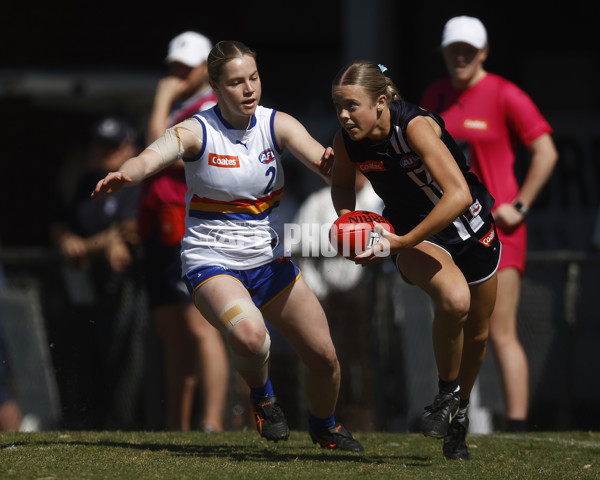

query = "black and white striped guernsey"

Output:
[[341, 100, 495, 245]]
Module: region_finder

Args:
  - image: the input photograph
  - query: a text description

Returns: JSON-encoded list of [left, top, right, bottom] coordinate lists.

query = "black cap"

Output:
[[91, 116, 136, 144]]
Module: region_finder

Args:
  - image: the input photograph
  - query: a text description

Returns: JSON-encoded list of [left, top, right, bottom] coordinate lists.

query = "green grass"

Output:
[[1, 430, 599, 479]]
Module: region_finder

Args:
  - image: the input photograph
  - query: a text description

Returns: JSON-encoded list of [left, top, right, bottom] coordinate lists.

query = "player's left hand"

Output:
[[318, 147, 334, 178], [354, 221, 395, 266]]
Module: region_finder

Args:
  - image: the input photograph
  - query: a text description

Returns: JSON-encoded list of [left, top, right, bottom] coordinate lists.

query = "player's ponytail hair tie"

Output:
[[378, 64, 388, 73]]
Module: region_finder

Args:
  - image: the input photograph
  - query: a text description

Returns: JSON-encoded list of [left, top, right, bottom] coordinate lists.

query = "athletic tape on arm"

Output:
[[147, 117, 203, 161]]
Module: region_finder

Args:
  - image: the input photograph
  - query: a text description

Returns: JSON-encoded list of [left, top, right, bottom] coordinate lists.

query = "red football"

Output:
[[329, 210, 395, 260]]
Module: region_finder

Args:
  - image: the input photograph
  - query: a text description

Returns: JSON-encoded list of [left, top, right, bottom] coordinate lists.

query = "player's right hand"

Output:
[[91, 171, 132, 201]]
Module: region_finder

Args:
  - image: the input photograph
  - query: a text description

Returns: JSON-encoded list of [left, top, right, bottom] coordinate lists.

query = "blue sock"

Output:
[[250, 377, 274, 402], [438, 377, 460, 395], [309, 413, 336, 433]]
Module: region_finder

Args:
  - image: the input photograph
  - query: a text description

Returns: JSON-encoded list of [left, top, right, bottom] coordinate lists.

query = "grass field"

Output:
[[1, 429, 599, 479]]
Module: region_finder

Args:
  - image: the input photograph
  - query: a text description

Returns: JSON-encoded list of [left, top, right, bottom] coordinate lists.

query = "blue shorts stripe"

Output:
[[183, 258, 299, 308]]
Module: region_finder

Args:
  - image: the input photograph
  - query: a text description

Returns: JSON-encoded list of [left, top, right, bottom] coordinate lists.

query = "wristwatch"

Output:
[[513, 200, 529, 216]]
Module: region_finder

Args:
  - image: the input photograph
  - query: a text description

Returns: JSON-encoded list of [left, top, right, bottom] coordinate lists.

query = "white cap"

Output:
[[165, 31, 212, 67], [441, 16, 487, 49]]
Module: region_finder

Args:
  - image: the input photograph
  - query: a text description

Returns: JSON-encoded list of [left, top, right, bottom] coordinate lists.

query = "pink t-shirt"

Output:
[[421, 73, 553, 273], [421, 73, 552, 207]]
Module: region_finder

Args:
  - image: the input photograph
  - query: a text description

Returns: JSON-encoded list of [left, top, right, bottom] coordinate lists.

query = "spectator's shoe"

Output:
[[253, 395, 290, 442], [443, 414, 470, 461], [309, 423, 364, 452], [421, 392, 460, 438]]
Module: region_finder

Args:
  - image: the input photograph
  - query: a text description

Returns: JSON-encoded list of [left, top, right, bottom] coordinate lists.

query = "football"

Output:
[[329, 210, 395, 260]]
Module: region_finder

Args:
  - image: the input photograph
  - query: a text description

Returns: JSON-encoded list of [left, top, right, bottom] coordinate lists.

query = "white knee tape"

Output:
[[219, 298, 270, 371], [218, 298, 263, 334], [231, 329, 271, 372]]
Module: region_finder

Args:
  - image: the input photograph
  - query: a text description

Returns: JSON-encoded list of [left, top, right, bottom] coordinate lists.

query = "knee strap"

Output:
[[219, 298, 271, 371], [231, 329, 271, 372], [218, 298, 263, 334]]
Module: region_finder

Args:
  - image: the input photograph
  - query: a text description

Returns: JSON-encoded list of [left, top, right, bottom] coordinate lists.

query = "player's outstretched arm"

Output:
[[274, 111, 333, 183], [91, 148, 162, 201], [92, 123, 202, 201]]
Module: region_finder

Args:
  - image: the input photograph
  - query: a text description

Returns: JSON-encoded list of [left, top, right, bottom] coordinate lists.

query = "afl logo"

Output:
[[259, 149, 276, 164], [400, 154, 419, 169]]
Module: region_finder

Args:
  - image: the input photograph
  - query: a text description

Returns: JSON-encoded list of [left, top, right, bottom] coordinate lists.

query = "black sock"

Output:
[[457, 398, 469, 417], [438, 377, 460, 395]]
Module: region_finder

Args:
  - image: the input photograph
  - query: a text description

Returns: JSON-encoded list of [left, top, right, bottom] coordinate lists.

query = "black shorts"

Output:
[[142, 234, 191, 308], [393, 218, 501, 285]]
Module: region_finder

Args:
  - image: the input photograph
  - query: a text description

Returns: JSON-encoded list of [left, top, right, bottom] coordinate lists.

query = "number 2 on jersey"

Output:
[[263, 166, 276, 195]]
